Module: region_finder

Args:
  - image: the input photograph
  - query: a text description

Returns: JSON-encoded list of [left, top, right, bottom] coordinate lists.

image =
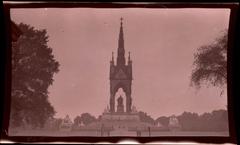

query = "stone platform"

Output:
[[96, 112, 153, 133], [72, 112, 167, 136], [101, 112, 140, 121]]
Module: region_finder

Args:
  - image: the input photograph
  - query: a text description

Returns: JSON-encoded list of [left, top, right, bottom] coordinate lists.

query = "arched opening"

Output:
[[115, 88, 126, 113]]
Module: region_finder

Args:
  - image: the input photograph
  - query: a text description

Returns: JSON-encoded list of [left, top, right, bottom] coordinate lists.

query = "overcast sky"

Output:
[[11, 8, 230, 120]]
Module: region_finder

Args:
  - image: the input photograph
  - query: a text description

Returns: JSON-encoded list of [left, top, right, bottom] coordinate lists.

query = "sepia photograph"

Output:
[[8, 7, 230, 137]]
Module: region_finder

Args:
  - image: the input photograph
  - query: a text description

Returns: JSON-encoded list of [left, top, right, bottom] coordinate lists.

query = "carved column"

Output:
[[126, 85, 132, 113], [126, 95, 132, 113], [110, 91, 115, 113]]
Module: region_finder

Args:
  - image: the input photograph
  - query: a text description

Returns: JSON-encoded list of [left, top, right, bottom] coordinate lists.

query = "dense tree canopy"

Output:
[[10, 23, 59, 128], [177, 109, 228, 131], [156, 116, 169, 127], [138, 111, 155, 125], [80, 113, 97, 125], [191, 31, 227, 89], [73, 113, 97, 126], [73, 115, 82, 127]]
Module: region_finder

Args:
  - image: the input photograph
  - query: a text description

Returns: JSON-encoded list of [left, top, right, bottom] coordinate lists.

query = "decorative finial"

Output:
[[120, 17, 123, 26], [112, 52, 114, 61], [128, 51, 131, 60]]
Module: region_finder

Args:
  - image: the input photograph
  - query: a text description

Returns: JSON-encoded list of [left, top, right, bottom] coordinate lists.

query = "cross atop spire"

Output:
[[109, 18, 133, 113]]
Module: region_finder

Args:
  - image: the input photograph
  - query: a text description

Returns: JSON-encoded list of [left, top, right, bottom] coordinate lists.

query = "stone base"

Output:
[[97, 112, 153, 132], [71, 112, 169, 136], [101, 112, 140, 121]]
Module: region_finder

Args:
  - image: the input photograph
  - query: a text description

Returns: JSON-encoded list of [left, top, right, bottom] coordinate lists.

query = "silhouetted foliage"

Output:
[[138, 111, 155, 125], [73, 115, 82, 128], [79, 113, 97, 126], [44, 118, 63, 130], [191, 31, 227, 89], [177, 109, 228, 131], [10, 23, 59, 128], [177, 112, 201, 131], [73, 116, 81, 124], [54, 118, 63, 130], [97, 115, 102, 121], [156, 116, 169, 127]]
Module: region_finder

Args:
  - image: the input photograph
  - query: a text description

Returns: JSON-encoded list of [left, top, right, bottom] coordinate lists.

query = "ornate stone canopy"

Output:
[[109, 18, 133, 113]]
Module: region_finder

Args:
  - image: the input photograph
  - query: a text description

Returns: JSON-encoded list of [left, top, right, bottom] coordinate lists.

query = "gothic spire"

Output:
[[110, 51, 114, 65], [112, 52, 114, 62], [128, 51, 131, 61], [117, 17, 126, 66]]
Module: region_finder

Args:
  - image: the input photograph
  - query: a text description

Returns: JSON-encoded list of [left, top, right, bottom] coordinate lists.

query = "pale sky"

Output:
[[11, 8, 230, 120]]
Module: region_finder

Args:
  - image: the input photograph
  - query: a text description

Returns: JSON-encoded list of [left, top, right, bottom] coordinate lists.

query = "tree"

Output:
[[138, 111, 155, 125], [54, 118, 63, 130], [155, 116, 169, 127], [177, 110, 228, 131], [208, 109, 228, 131], [80, 113, 96, 126], [191, 31, 227, 90], [10, 23, 59, 128], [74, 116, 81, 125], [177, 112, 200, 131], [73, 115, 82, 128]]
